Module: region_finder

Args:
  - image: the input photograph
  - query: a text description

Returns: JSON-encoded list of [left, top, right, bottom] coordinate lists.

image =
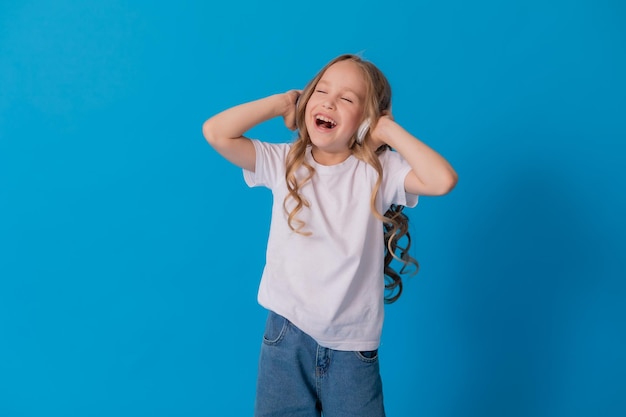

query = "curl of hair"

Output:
[[284, 54, 419, 302], [382, 204, 419, 303]]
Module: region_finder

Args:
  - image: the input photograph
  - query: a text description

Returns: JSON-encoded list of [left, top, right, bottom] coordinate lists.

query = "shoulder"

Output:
[[376, 147, 413, 184], [377, 147, 406, 167], [251, 139, 293, 160], [244, 140, 294, 187], [251, 138, 292, 151]]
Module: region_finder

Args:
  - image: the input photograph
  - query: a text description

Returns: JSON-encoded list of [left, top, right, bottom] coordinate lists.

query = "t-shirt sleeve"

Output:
[[380, 149, 419, 209], [243, 139, 290, 189]]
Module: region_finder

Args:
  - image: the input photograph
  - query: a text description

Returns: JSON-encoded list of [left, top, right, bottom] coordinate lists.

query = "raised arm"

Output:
[[370, 115, 458, 196], [202, 90, 300, 171]]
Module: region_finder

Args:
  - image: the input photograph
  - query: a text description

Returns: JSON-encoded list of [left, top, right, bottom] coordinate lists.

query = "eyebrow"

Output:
[[316, 80, 362, 98]]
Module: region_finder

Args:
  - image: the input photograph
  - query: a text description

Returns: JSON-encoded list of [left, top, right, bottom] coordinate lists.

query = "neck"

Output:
[[311, 146, 352, 166]]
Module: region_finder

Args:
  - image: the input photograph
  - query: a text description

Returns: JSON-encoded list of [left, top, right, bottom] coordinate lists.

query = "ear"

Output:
[[356, 119, 371, 144]]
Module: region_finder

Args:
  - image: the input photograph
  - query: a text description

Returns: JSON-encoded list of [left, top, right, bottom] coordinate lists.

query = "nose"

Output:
[[322, 97, 335, 110]]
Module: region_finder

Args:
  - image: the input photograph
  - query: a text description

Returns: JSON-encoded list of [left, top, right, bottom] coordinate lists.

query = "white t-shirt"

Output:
[[244, 139, 418, 351]]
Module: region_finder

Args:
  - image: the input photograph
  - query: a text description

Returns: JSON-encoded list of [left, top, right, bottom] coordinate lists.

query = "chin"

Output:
[[309, 133, 334, 148]]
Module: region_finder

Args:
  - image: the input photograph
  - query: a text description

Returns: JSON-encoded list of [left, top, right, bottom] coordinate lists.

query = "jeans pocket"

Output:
[[355, 349, 379, 363], [262, 311, 288, 346]]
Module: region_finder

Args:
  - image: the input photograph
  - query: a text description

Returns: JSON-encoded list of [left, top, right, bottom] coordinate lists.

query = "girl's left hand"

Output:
[[368, 112, 394, 150]]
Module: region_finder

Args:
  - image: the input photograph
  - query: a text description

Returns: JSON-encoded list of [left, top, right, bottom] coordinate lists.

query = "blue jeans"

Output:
[[254, 311, 386, 417]]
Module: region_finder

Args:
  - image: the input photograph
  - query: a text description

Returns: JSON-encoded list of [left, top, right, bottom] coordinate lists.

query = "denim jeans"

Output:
[[254, 311, 385, 417]]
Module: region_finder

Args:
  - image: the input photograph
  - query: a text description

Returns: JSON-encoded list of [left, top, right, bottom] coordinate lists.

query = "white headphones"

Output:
[[356, 119, 371, 144]]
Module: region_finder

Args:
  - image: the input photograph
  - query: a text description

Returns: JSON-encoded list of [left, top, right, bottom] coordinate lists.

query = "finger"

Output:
[[288, 89, 302, 101]]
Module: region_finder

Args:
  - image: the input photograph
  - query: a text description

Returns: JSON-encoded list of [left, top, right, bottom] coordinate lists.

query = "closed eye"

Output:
[[341, 97, 353, 103], [315, 89, 327, 94]]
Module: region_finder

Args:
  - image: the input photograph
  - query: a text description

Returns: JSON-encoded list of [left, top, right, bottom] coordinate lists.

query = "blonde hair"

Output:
[[284, 54, 418, 303]]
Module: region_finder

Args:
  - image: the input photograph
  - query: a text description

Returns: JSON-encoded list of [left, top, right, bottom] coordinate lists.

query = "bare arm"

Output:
[[370, 116, 458, 196], [202, 90, 300, 172]]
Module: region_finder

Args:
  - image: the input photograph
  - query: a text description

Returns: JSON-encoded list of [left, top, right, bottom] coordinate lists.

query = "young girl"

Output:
[[203, 54, 457, 417]]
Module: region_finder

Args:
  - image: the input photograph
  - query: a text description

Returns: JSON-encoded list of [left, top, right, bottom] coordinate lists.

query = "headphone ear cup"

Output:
[[356, 119, 371, 144]]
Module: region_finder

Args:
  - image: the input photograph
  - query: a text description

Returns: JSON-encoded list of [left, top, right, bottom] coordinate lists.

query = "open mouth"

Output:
[[315, 115, 337, 130]]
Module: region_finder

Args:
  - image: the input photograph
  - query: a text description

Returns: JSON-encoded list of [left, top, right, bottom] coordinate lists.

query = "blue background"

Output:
[[1, 0, 625, 415]]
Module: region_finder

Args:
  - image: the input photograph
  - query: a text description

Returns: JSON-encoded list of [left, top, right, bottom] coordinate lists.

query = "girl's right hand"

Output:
[[282, 90, 301, 131]]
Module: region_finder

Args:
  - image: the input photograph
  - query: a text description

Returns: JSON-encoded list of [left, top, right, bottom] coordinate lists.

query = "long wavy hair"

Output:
[[284, 54, 418, 303]]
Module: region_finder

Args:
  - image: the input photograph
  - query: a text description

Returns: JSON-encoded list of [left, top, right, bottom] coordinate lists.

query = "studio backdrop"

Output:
[[1, 1, 624, 416]]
